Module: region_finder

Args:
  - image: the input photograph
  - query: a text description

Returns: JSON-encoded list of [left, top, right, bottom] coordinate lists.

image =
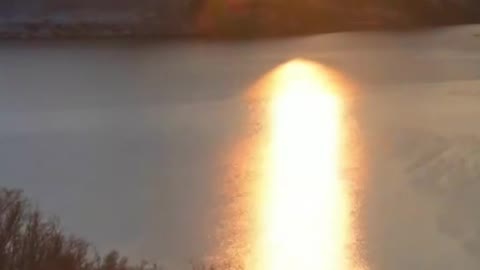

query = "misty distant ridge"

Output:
[[0, 0, 190, 37], [0, 0, 479, 38]]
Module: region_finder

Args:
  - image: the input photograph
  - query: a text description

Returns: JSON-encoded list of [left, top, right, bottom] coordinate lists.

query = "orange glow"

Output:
[[255, 60, 351, 270]]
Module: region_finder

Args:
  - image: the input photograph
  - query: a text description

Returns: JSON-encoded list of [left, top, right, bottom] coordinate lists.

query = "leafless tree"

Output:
[[0, 187, 136, 270]]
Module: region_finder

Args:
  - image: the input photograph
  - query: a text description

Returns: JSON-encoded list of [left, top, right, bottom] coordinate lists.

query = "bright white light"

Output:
[[256, 60, 350, 270]]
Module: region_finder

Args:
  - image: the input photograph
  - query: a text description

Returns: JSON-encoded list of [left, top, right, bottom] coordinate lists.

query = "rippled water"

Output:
[[1, 25, 480, 270], [218, 59, 368, 270]]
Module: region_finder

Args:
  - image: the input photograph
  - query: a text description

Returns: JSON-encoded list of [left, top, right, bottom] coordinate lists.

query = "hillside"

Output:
[[0, 0, 479, 38]]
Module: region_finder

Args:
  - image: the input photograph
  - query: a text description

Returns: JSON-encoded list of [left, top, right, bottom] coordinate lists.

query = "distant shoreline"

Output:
[[1, 0, 480, 40], [0, 22, 471, 41]]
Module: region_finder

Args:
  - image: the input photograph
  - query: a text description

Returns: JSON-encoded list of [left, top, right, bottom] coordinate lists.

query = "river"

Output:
[[1, 25, 480, 270]]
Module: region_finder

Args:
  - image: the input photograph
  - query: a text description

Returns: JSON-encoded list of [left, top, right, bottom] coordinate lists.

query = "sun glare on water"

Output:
[[255, 60, 351, 270]]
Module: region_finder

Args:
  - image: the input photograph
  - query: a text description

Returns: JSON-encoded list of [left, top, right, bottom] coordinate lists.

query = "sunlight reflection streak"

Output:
[[257, 60, 350, 270]]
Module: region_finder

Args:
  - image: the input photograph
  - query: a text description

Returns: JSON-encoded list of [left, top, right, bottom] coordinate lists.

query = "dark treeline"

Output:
[[191, 0, 480, 36], [0, 188, 144, 270], [1, 0, 480, 38]]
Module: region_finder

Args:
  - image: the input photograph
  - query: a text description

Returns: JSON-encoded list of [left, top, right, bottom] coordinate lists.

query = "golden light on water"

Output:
[[220, 59, 362, 270], [254, 60, 351, 270]]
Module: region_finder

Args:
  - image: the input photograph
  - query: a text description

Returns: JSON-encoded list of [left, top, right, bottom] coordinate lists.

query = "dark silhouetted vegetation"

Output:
[[191, 0, 480, 37], [0, 187, 138, 270], [1, 0, 480, 38]]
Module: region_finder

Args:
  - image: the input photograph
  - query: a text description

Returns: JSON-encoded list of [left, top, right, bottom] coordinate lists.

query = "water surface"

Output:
[[1, 25, 480, 269]]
